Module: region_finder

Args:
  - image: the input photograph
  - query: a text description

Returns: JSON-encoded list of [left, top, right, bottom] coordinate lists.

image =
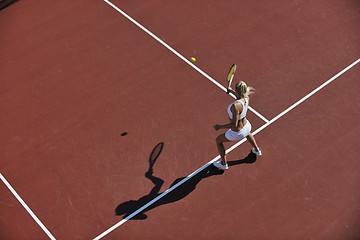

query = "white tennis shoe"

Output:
[[213, 160, 229, 170], [252, 148, 262, 156]]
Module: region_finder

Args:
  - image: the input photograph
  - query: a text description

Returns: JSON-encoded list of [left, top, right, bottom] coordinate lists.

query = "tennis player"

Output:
[[213, 81, 262, 170]]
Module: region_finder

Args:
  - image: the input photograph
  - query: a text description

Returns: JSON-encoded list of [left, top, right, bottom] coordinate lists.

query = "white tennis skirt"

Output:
[[225, 121, 252, 141]]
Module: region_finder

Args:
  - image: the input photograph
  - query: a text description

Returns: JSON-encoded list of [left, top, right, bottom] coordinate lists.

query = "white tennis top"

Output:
[[227, 98, 248, 120]]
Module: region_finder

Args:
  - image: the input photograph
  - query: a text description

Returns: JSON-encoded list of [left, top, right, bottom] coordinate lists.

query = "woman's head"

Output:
[[235, 81, 255, 99]]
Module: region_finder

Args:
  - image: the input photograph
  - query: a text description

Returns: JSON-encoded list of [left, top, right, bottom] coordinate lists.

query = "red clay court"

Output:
[[1, 0, 360, 239]]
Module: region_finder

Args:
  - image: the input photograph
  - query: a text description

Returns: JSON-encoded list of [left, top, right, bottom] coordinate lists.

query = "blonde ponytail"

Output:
[[235, 81, 255, 99]]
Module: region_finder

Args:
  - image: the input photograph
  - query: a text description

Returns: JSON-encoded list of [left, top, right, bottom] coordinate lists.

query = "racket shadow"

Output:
[[115, 144, 225, 220]]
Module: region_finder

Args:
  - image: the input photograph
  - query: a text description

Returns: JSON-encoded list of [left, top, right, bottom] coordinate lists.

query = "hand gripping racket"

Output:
[[226, 64, 237, 94]]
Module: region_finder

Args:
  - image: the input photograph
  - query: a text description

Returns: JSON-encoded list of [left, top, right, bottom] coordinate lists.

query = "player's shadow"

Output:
[[0, 0, 19, 10], [115, 146, 257, 220], [228, 151, 257, 166]]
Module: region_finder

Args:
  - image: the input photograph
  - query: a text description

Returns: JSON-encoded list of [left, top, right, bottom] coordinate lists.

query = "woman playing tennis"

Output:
[[213, 81, 262, 170]]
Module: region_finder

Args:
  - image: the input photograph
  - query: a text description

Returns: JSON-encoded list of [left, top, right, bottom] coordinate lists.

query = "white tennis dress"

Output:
[[225, 98, 252, 141]]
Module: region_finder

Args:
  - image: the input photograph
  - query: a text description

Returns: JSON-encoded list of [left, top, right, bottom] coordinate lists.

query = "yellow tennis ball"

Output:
[[190, 57, 196, 62]]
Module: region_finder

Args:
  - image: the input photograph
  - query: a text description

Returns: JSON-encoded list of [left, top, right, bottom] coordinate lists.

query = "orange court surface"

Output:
[[1, 0, 360, 239]]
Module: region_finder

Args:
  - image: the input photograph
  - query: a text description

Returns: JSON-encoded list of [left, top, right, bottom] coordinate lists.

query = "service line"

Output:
[[0, 173, 56, 240], [103, 0, 270, 123]]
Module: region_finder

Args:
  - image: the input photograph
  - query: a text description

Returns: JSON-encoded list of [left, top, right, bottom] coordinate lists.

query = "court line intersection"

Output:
[[1, 1, 359, 239], [103, 0, 270, 123], [93, 58, 359, 240], [94, 1, 360, 239]]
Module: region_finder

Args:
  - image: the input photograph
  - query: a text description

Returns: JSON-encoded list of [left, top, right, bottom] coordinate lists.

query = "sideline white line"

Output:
[[103, 0, 269, 123], [93, 154, 223, 240], [93, 58, 359, 239], [0, 173, 56, 240]]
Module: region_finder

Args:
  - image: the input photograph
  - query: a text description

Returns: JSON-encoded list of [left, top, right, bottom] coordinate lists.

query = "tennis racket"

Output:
[[226, 64, 237, 94]]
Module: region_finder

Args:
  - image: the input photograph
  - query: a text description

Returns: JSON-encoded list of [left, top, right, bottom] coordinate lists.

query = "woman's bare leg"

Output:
[[246, 133, 260, 149], [216, 133, 231, 164]]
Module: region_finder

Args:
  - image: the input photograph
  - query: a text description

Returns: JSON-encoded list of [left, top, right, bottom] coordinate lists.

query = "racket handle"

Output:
[[226, 85, 232, 94]]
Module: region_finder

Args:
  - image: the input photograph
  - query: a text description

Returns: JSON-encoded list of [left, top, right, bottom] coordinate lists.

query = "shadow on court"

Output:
[[228, 151, 257, 166], [0, 0, 18, 10], [115, 143, 257, 220]]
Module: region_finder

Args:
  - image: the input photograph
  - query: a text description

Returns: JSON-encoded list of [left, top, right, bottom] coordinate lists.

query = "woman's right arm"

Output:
[[227, 87, 239, 98]]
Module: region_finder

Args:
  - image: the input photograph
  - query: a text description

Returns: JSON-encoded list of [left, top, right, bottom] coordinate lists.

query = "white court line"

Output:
[[226, 58, 360, 153], [93, 58, 360, 240], [0, 173, 56, 240], [103, 0, 270, 123]]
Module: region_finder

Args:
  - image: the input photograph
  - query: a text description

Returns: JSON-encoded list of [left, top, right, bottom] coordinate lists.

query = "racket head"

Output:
[[226, 64, 236, 93]]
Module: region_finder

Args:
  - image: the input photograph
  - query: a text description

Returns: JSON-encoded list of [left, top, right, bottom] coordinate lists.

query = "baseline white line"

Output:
[[103, 0, 269, 123], [93, 58, 359, 240], [0, 173, 56, 240]]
